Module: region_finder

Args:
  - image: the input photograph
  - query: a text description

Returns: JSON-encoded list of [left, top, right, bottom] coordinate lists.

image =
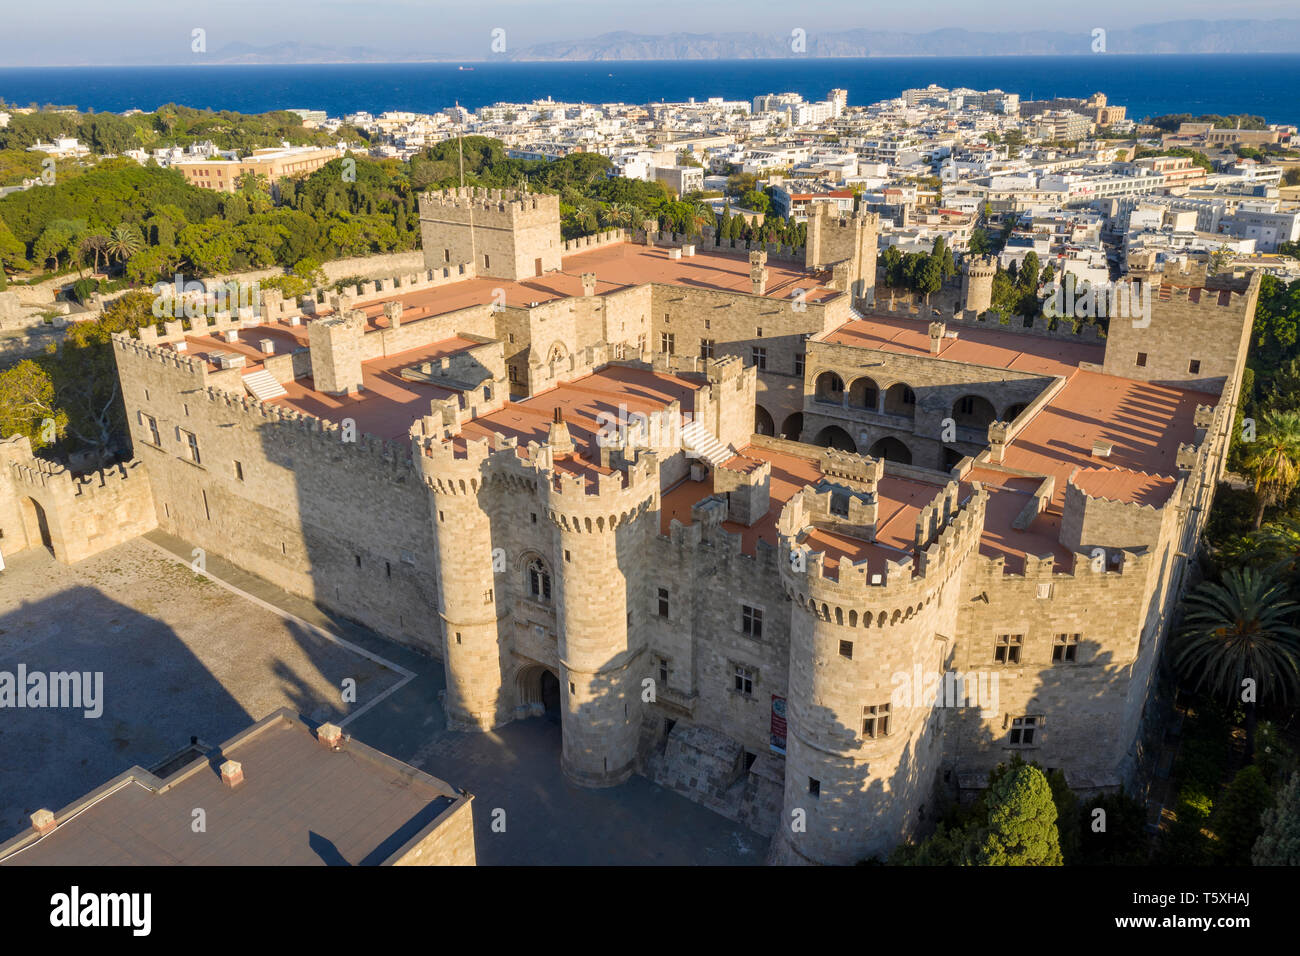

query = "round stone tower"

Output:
[[544, 453, 659, 787], [418, 438, 510, 731], [962, 255, 997, 315], [769, 479, 987, 864]]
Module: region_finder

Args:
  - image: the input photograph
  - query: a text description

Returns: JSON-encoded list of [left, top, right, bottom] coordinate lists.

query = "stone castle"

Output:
[[0, 187, 1257, 864]]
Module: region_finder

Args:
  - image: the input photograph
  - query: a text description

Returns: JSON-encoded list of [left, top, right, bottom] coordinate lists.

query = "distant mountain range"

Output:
[[198, 20, 1300, 64]]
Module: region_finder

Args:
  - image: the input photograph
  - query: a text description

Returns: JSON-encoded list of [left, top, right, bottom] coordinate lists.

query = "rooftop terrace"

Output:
[[0, 710, 467, 866]]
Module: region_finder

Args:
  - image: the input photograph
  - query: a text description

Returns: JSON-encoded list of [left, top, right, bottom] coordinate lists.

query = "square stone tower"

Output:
[[419, 187, 563, 281], [804, 204, 878, 306]]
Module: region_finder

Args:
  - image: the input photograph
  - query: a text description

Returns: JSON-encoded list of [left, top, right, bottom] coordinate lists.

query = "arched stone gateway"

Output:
[[814, 425, 856, 452], [755, 405, 775, 436], [516, 663, 562, 722]]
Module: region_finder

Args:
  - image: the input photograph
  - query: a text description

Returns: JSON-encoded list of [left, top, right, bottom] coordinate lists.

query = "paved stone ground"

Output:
[[0, 535, 766, 864], [0, 540, 401, 841]]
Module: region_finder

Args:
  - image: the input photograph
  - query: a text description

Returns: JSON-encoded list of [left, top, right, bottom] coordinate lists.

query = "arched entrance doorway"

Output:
[[539, 671, 561, 723], [517, 663, 562, 723], [20, 497, 54, 555], [755, 405, 775, 436]]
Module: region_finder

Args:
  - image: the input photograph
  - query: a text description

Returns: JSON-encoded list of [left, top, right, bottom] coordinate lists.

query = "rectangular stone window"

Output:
[[994, 633, 1023, 664], [180, 428, 201, 465], [233, 460, 244, 481], [795, 352, 805, 376], [1010, 715, 1039, 746], [1189, 359, 1201, 374], [734, 665, 754, 696], [700, 338, 715, 359], [140, 412, 161, 447], [751, 347, 767, 370], [660, 332, 676, 354], [839, 640, 853, 659], [808, 777, 820, 798], [658, 657, 669, 684], [1053, 633, 1080, 663], [1136, 352, 1148, 367], [863, 703, 891, 738], [742, 604, 763, 639], [657, 587, 670, 618]]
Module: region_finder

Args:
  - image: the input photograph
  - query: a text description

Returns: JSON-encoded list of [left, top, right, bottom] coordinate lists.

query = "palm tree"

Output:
[[1250, 515, 1300, 583], [1242, 410, 1300, 528], [603, 202, 631, 230], [1172, 566, 1300, 758], [105, 224, 143, 272], [79, 233, 109, 276]]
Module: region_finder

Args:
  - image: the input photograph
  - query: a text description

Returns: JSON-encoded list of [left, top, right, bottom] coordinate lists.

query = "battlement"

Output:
[[112, 333, 211, 376], [874, 299, 1106, 344], [777, 483, 987, 628], [544, 447, 660, 520], [197, 385, 413, 469], [1, 435, 149, 503], [260, 264, 479, 324], [818, 447, 885, 490], [419, 186, 560, 222], [562, 229, 628, 254], [966, 255, 998, 278]]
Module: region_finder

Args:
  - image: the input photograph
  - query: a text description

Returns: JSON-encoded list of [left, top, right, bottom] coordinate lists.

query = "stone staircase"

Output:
[[681, 419, 733, 468], [242, 368, 287, 401]]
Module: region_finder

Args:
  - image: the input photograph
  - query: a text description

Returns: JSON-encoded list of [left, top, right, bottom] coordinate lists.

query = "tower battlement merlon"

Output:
[[780, 482, 988, 599]]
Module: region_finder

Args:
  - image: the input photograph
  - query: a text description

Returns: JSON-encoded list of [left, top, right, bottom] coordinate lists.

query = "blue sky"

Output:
[[2, 0, 1298, 65]]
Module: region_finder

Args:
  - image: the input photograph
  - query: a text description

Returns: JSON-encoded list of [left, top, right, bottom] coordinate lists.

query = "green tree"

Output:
[[1242, 410, 1300, 528], [1253, 770, 1300, 865], [972, 761, 1063, 865], [1173, 567, 1300, 758], [1211, 765, 1273, 865], [0, 213, 26, 288], [0, 359, 66, 451], [105, 222, 143, 270]]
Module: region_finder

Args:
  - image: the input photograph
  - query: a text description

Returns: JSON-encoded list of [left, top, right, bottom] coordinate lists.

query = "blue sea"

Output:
[[1, 55, 1298, 125]]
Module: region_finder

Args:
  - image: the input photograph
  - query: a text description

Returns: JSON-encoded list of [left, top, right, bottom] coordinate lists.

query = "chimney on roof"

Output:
[[929, 321, 946, 354], [988, 420, 1010, 465], [750, 250, 769, 296], [219, 760, 244, 788], [259, 338, 275, 355], [316, 722, 343, 749], [581, 272, 597, 297], [223, 329, 240, 343], [383, 300, 403, 330], [1091, 439, 1113, 459], [548, 406, 575, 457], [30, 809, 56, 836]]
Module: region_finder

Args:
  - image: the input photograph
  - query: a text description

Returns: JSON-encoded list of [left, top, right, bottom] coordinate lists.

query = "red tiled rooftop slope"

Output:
[[352, 242, 839, 322], [1002, 369, 1210, 509], [824, 314, 1103, 377], [269, 338, 482, 441]]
